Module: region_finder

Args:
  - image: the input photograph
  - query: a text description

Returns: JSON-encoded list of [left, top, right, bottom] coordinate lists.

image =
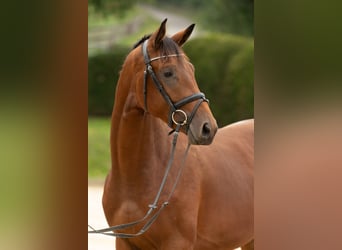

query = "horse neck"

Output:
[[110, 67, 170, 184]]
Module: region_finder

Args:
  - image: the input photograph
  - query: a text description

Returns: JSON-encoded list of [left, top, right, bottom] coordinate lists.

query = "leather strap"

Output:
[[88, 126, 191, 238]]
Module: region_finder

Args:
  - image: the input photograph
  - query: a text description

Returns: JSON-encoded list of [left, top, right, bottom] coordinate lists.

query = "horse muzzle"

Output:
[[188, 119, 218, 145]]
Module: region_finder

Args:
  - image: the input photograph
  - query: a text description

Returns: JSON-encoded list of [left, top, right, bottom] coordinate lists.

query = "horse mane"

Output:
[[132, 34, 151, 49], [132, 34, 180, 57]]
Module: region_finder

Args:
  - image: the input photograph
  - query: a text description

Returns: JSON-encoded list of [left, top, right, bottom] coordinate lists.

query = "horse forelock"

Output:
[[159, 37, 180, 57]]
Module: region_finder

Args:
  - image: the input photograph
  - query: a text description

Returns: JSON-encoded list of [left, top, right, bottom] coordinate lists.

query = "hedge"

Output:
[[184, 34, 254, 126], [88, 47, 129, 116], [88, 34, 254, 127]]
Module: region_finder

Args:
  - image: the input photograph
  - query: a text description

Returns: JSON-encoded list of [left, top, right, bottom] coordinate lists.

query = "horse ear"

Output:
[[171, 24, 195, 47], [151, 18, 167, 49]]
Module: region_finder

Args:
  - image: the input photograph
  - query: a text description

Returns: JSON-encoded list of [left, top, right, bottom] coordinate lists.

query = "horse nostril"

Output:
[[202, 122, 211, 138]]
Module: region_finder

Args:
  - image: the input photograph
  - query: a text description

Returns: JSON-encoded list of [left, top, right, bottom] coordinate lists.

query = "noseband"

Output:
[[142, 40, 209, 131]]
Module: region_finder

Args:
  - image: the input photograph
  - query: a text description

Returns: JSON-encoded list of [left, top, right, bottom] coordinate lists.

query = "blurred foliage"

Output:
[[88, 0, 253, 36], [185, 34, 254, 125], [154, 0, 254, 36], [204, 0, 253, 36], [89, 0, 137, 17], [88, 34, 253, 126], [88, 47, 128, 115]]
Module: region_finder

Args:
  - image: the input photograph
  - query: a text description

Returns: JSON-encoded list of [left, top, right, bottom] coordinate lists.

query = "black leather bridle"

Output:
[[142, 39, 209, 131]]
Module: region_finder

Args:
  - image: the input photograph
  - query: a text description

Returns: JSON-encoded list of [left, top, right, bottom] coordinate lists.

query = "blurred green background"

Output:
[[88, 0, 254, 178]]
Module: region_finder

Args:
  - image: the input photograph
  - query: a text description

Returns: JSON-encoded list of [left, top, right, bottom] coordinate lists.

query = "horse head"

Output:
[[130, 19, 218, 145]]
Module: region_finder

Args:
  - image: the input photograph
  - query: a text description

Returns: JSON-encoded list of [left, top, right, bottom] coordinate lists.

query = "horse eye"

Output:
[[163, 71, 173, 78]]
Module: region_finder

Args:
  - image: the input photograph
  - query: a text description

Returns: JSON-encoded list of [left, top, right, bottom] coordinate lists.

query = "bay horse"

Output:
[[102, 19, 254, 250]]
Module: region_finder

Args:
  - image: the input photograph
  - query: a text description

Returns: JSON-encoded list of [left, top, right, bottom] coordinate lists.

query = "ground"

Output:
[[88, 182, 115, 250], [88, 180, 241, 250]]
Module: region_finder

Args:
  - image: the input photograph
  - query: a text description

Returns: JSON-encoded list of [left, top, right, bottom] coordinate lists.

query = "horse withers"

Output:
[[102, 19, 254, 250]]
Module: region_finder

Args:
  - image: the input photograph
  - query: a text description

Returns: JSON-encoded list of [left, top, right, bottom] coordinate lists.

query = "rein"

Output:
[[88, 125, 190, 238], [88, 39, 208, 238]]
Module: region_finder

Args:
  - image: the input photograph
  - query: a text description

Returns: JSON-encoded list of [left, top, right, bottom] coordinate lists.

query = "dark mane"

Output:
[[132, 35, 180, 56], [132, 34, 151, 49]]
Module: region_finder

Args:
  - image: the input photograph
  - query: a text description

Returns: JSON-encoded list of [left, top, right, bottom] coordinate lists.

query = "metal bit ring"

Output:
[[171, 109, 188, 126]]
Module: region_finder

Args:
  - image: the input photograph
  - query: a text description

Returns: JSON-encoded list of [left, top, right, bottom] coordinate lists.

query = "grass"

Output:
[[88, 117, 111, 178]]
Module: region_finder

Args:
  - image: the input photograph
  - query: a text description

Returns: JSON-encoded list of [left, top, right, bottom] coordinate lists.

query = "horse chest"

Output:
[[112, 199, 145, 227]]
